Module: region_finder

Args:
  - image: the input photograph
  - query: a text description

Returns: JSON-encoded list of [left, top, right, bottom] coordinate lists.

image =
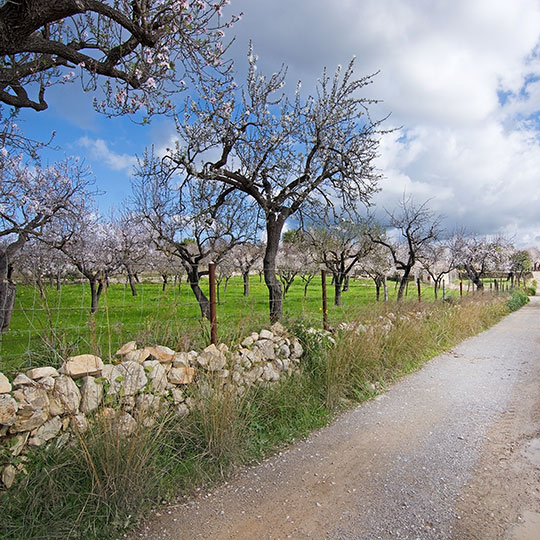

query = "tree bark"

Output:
[[89, 278, 100, 314], [127, 272, 138, 296], [333, 273, 344, 306], [264, 216, 285, 323], [397, 269, 411, 301], [187, 268, 210, 319], [243, 271, 250, 297], [0, 281, 16, 332], [161, 274, 168, 292]]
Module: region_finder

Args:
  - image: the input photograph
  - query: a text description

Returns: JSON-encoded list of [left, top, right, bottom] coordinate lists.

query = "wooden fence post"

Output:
[[460, 281, 463, 297], [209, 262, 218, 345], [442, 279, 446, 300], [321, 270, 329, 331], [417, 277, 421, 301], [384, 275, 389, 302]]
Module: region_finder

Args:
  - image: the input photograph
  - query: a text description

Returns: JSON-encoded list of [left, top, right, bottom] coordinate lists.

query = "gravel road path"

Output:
[[132, 297, 540, 540]]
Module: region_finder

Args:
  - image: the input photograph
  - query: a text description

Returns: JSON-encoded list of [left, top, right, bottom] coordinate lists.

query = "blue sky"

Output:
[[13, 0, 540, 245]]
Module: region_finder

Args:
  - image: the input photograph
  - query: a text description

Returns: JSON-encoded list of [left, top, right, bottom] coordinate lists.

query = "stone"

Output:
[[172, 351, 193, 368], [241, 336, 254, 348], [60, 354, 104, 379], [170, 388, 184, 404], [135, 394, 162, 425], [168, 367, 195, 385], [12, 373, 34, 387], [115, 341, 137, 356], [10, 387, 49, 433], [271, 322, 287, 336], [198, 344, 227, 371], [254, 339, 276, 360], [0, 372, 11, 393], [11, 432, 29, 456], [262, 364, 280, 382], [106, 361, 147, 396], [49, 375, 81, 416], [124, 349, 150, 364], [80, 376, 104, 414], [38, 376, 56, 391], [259, 329, 274, 340], [114, 411, 137, 437], [143, 360, 168, 394], [2, 464, 17, 489], [278, 344, 291, 358], [0, 394, 18, 426], [175, 403, 189, 418], [70, 414, 88, 433], [291, 340, 303, 359], [26, 366, 59, 380], [28, 416, 62, 446], [144, 345, 175, 363]]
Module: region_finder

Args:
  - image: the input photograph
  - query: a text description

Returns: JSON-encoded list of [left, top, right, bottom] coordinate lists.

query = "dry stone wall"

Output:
[[0, 322, 303, 489]]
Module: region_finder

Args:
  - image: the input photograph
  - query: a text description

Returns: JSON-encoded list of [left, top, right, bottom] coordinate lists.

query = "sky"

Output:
[[16, 0, 540, 245]]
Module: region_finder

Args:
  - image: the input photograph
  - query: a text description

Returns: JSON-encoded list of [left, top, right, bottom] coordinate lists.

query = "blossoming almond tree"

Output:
[[166, 49, 386, 321], [0, 154, 93, 330], [0, 0, 240, 118]]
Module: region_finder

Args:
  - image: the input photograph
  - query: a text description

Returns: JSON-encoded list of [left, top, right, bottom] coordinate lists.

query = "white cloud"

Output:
[[225, 0, 540, 244], [78, 136, 137, 175]]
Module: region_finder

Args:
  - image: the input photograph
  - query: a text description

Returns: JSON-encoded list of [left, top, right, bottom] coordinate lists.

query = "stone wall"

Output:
[[0, 322, 303, 489]]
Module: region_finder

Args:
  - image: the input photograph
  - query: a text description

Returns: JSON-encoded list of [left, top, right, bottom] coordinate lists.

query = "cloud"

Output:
[[78, 136, 137, 175], [224, 0, 540, 244]]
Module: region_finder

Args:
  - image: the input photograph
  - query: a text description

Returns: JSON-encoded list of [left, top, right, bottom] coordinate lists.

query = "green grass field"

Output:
[[1, 274, 461, 374]]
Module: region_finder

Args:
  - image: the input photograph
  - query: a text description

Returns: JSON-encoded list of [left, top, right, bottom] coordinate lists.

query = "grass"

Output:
[[0, 290, 525, 540], [1, 274, 461, 375]]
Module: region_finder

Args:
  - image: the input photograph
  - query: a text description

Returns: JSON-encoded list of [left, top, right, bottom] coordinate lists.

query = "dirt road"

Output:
[[132, 297, 540, 540]]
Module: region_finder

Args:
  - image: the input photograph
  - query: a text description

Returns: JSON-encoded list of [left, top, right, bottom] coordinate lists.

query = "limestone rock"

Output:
[[144, 345, 175, 363], [124, 349, 150, 364], [291, 340, 303, 359], [254, 339, 276, 360], [198, 344, 226, 371], [0, 372, 11, 393], [168, 366, 195, 385], [143, 360, 168, 394], [0, 394, 18, 426], [80, 376, 104, 414], [70, 414, 88, 433], [2, 464, 16, 489], [26, 367, 59, 380], [259, 329, 274, 340], [10, 432, 29, 456], [49, 375, 81, 416], [114, 411, 137, 437], [28, 416, 62, 446], [270, 322, 287, 336], [10, 387, 49, 433], [38, 376, 56, 392], [60, 354, 104, 379], [278, 344, 291, 358], [170, 388, 184, 404], [135, 394, 163, 426], [175, 403, 189, 418], [115, 341, 137, 356], [241, 336, 254, 348], [106, 361, 147, 396], [12, 373, 34, 388], [262, 363, 280, 382], [172, 351, 194, 368]]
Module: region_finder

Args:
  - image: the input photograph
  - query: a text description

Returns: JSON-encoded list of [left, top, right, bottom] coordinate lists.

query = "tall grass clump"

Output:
[[0, 411, 187, 540], [321, 295, 510, 410], [507, 289, 530, 311]]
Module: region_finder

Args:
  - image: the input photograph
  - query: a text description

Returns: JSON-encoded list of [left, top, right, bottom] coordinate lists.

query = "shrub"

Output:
[[507, 289, 530, 312]]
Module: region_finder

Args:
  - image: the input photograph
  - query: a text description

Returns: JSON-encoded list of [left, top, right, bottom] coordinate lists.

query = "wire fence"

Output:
[[0, 264, 515, 375]]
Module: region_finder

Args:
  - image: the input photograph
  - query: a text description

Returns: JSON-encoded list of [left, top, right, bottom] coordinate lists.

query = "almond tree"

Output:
[[166, 50, 385, 321], [357, 241, 392, 301], [230, 242, 263, 297], [133, 153, 259, 318], [454, 233, 512, 290], [0, 0, 240, 117], [418, 239, 458, 299], [43, 211, 119, 313], [369, 197, 441, 301], [0, 154, 93, 330], [307, 218, 372, 306]]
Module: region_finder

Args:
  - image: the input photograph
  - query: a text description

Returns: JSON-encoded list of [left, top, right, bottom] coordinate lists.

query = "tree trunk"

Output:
[[342, 275, 350, 292], [243, 271, 250, 297], [333, 273, 344, 306], [375, 282, 381, 301], [128, 272, 138, 296], [56, 272, 61, 291], [264, 217, 285, 323], [433, 280, 439, 299], [0, 281, 16, 332], [89, 278, 101, 314], [187, 268, 210, 319], [397, 269, 411, 301], [161, 274, 168, 292], [36, 276, 46, 299]]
